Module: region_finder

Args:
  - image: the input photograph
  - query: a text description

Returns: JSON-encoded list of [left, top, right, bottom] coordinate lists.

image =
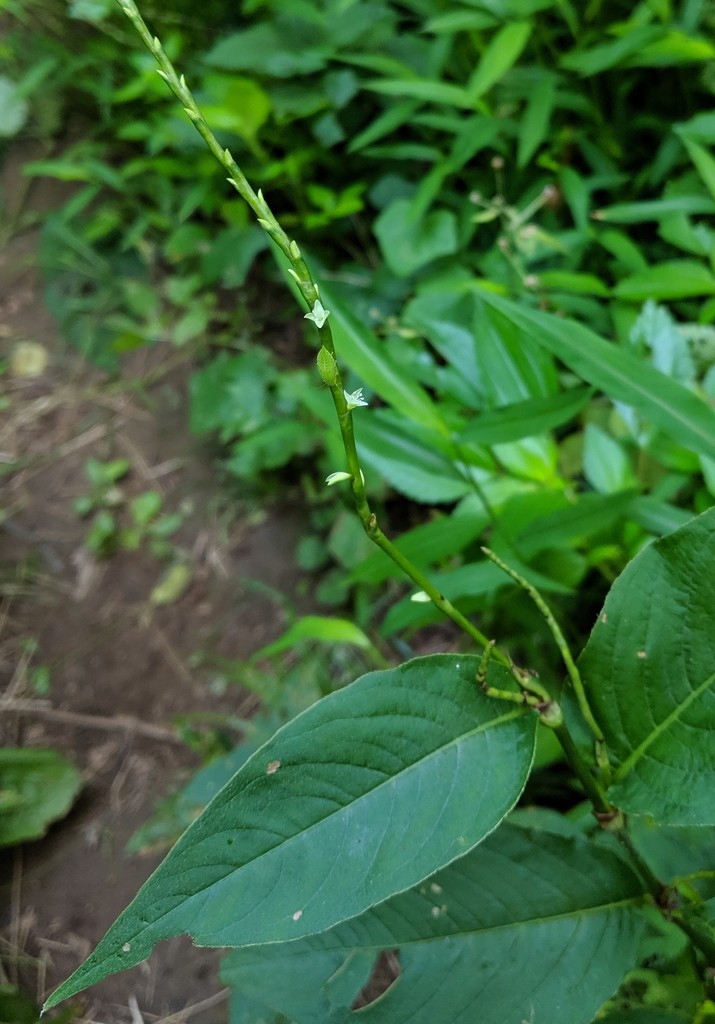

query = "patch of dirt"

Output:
[[0, 144, 305, 1023]]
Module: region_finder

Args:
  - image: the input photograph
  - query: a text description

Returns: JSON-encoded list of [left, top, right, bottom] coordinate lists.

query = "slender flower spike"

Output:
[[326, 471, 352, 487], [304, 299, 330, 330], [344, 387, 368, 411]]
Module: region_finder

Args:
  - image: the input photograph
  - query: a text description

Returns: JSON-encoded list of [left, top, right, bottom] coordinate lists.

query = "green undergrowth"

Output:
[[3, 3, 715, 1019], [4, 0, 715, 667]]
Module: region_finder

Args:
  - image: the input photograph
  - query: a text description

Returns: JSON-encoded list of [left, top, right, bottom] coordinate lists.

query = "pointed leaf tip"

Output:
[[43, 655, 536, 1007]]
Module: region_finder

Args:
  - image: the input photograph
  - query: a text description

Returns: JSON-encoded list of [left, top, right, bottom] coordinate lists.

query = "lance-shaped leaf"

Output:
[[579, 507, 715, 825], [457, 387, 593, 446], [44, 655, 536, 1010], [478, 292, 715, 461], [222, 823, 647, 1024]]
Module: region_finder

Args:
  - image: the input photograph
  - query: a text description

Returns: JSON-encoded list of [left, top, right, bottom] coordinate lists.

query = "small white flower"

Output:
[[410, 591, 432, 603], [304, 299, 330, 330], [326, 471, 352, 487], [344, 387, 368, 411]]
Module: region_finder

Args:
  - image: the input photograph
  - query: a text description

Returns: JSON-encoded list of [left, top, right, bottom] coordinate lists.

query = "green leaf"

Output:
[[200, 74, 270, 140], [680, 138, 715, 201], [189, 351, 271, 443], [357, 412, 475, 504], [630, 300, 696, 384], [348, 100, 419, 152], [364, 78, 472, 108], [582, 424, 636, 495], [318, 282, 447, 435], [0, 75, 29, 138], [149, 563, 192, 606], [404, 288, 557, 410], [45, 655, 535, 1010], [631, 30, 715, 67], [204, 25, 326, 77], [0, 748, 81, 847], [479, 292, 715, 461], [130, 490, 162, 528], [614, 261, 715, 302], [425, 10, 497, 33], [516, 491, 638, 556], [517, 71, 556, 167], [467, 21, 532, 101], [351, 508, 490, 585], [221, 824, 646, 1024], [627, 497, 692, 537], [374, 199, 459, 277], [249, 616, 376, 662], [458, 388, 593, 446], [593, 196, 715, 224], [579, 507, 715, 824], [560, 25, 663, 76], [536, 270, 609, 297]]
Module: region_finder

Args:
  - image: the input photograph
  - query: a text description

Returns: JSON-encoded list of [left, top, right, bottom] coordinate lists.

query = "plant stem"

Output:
[[481, 547, 606, 748], [612, 826, 666, 901], [114, 5, 715, 978], [364, 516, 511, 666], [552, 723, 612, 816], [116, 0, 520, 670], [117, 3, 622, 824], [671, 913, 715, 969]]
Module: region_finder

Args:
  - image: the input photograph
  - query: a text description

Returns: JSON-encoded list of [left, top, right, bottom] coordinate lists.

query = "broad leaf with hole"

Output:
[[579, 507, 715, 824], [222, 824, 646, 1024], [44, 655, 536, 1010]]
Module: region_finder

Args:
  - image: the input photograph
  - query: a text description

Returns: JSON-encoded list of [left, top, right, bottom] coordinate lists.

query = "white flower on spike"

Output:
[[326, 472, 352, 487], [304, 300, 330, 329], [344, 387, 368, 411]]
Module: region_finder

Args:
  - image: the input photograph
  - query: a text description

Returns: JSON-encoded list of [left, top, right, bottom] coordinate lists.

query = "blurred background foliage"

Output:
[[2, 0, 715, 691]]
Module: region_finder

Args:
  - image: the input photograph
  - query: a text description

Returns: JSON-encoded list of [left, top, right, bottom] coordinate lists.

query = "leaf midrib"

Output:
[[152, 705, 532, 935], [275, 893, 646, 955], [614, 669, 715, 782]]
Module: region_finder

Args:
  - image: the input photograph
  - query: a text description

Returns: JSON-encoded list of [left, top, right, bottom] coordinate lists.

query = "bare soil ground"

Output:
[[0, 146, 304, 1023]]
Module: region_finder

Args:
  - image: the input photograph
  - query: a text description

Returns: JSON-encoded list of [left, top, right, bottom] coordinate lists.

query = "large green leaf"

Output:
[[579, 507, 715, 824], [45, 655, 536, 1010], [222, 824, 646, 1024], [479, 292, 715, 461]]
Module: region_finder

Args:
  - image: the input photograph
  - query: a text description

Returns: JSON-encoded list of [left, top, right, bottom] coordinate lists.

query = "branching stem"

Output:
[[115, 0, 519, 673], [481, 547, 606, 751], [114, 4, 715, 976]]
